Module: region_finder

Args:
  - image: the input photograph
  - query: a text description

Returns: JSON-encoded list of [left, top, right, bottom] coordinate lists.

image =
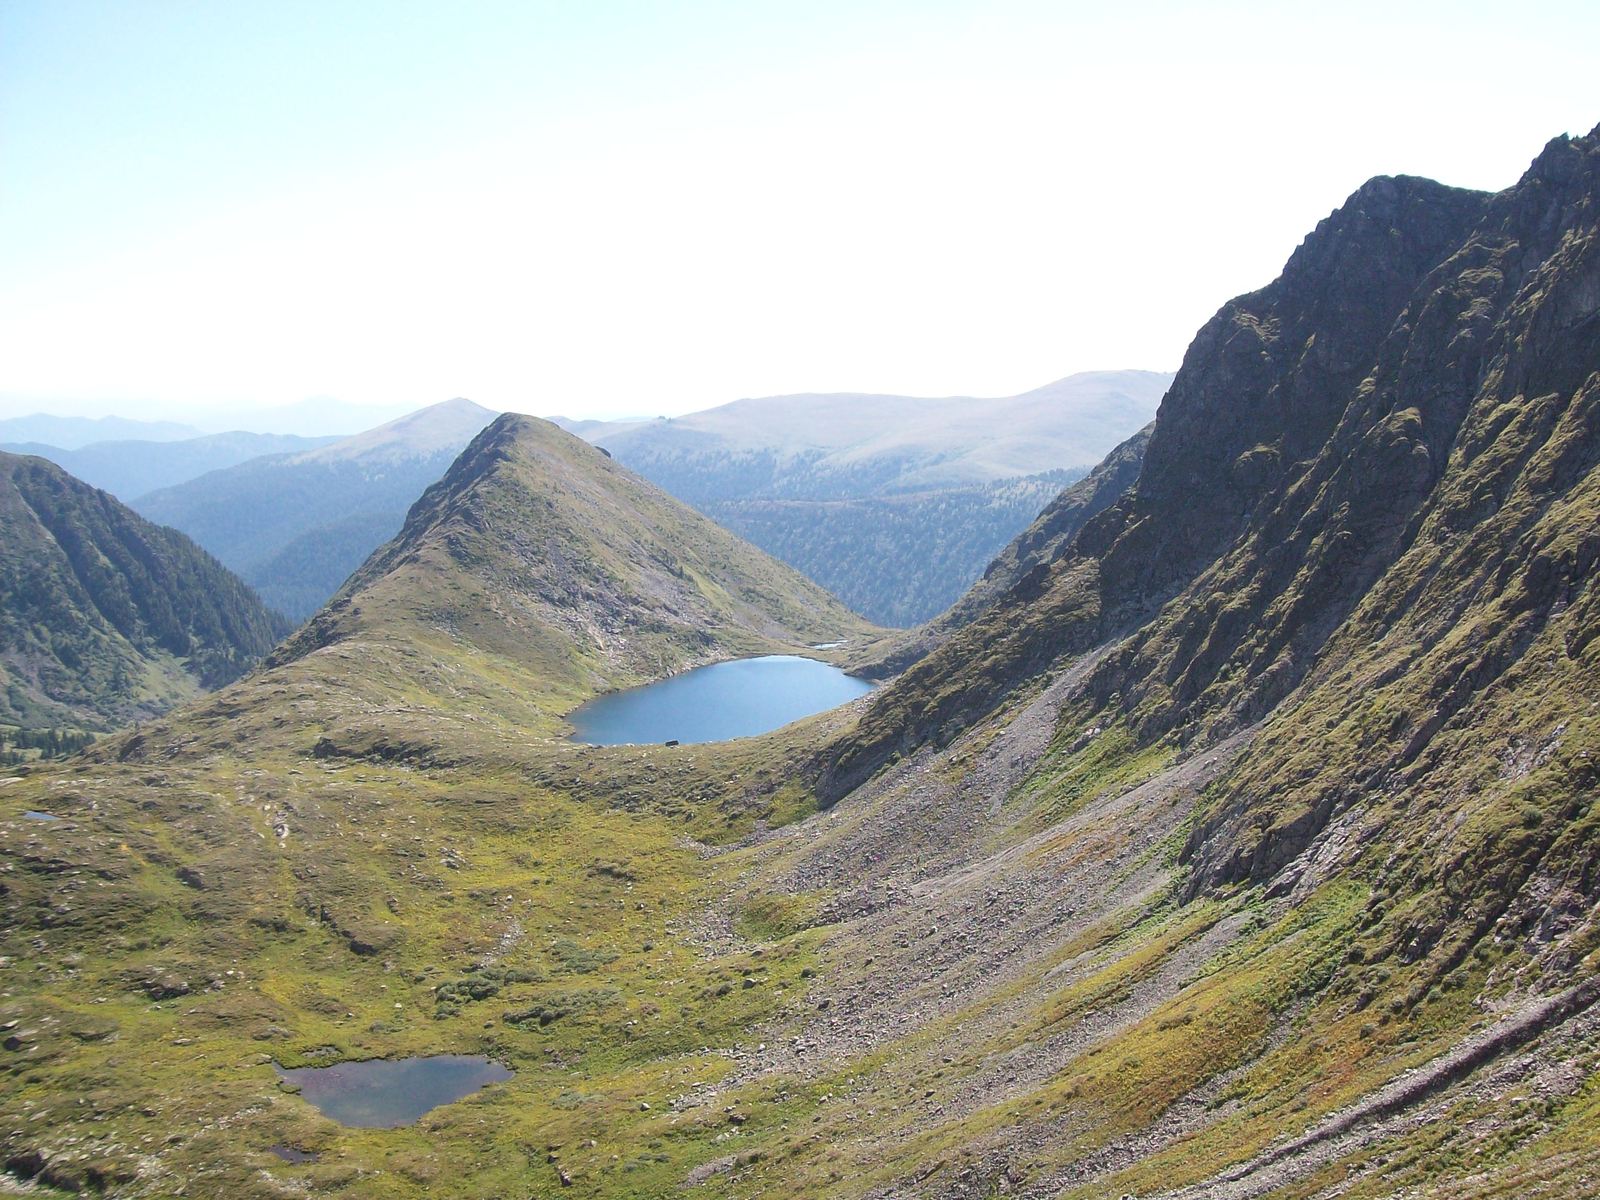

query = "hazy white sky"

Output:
[[2, 0, 1596, 422]]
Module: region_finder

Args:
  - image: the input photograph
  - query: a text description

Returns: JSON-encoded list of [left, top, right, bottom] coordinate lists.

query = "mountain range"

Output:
[[0, 413, 200, 449], [1, 124, 1598, 1200], [0, 430, 338, 502], [270, 412, 877, 744], [560, 370, 1169, 498], [5, 376, 1164, 634], [563, 370, 1169, 624]]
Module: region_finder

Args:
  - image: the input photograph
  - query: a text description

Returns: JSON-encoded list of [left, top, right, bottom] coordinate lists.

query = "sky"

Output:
[[2, 0, 1597, 425]]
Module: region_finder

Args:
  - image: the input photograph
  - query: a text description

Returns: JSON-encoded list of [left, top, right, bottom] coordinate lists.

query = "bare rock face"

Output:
[[821, 167, 1492, 801]]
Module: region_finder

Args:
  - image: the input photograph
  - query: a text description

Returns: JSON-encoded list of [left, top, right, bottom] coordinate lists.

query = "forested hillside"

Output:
[[709, 471, 1080, 627]]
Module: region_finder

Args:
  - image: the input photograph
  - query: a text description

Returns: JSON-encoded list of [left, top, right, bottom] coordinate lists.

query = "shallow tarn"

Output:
[[274, 1055, 513, 1128], [567, 653, 874, 745]]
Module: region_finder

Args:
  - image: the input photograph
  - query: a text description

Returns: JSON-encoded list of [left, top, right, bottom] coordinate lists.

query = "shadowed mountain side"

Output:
[[0, 451, 290, 732], [767, 125, 1600, 1198], [822, 169, 1494, 802], [706, 471, 1080, 629], [242, 511, 409, 620]]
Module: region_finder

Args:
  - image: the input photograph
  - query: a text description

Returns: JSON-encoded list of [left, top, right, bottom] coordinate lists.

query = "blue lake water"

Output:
[[568, 654, 875, 746], [275, 1055, 513, 1128]]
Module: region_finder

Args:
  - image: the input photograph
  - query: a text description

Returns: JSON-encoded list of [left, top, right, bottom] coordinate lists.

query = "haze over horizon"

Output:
[[3, 0, 1596, 425]]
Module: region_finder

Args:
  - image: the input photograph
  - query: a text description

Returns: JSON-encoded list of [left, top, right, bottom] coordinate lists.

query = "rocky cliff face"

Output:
[[825, 138, 1596, 814], [780, 125, 1600, 1197], [818, 123, 1600, 1054]]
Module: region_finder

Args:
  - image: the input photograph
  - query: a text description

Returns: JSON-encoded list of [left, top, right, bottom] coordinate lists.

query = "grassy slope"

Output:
[[264, 413, 879, 743]]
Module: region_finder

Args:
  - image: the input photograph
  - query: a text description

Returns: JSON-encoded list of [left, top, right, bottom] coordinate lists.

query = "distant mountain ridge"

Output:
[[133, 398, 499, 620], [191, 396, 414, 437], [0, 450, 290, 732], [561, 369, 1169, 500], [0, 413, 199, 449], [560, 370, 1169, 624], [0, 430, 338, 502]]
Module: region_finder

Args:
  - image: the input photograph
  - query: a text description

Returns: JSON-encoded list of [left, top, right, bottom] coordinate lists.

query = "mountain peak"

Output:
[[1276, 173, 1488, 301]]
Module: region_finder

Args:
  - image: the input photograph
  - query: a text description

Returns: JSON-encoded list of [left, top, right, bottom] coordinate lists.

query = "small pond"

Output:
[[568, 654, 875, 746], [22, 811, 60, 822], [274, 1054, 513, 1128]]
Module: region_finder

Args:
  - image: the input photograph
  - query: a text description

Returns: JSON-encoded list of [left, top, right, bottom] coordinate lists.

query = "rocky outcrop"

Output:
[[821, 168, 1492, 801]]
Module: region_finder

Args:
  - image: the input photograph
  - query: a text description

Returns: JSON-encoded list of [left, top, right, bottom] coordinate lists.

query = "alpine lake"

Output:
[[274, 1055, 514, 1128], [567, 654, 874, 746]]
